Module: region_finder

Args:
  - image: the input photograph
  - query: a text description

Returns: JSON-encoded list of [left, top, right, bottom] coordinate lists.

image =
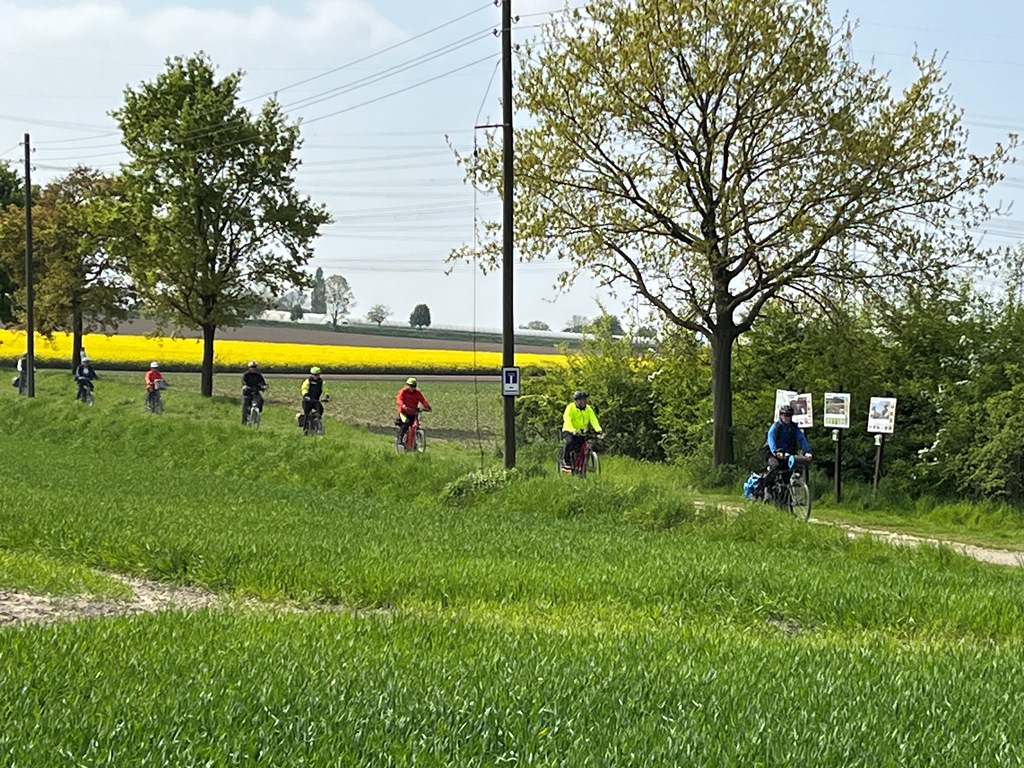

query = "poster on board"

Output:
[[824, 392, 851, 429], [775, 389, 813, 429], [867, 397, 897, 434]]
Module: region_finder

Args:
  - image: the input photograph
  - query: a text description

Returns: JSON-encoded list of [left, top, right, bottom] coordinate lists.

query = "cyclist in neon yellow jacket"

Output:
[[561, 390, 603, 469]]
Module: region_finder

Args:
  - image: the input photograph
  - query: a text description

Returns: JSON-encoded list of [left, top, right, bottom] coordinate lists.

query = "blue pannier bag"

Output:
[[743, 472, 762, 500]]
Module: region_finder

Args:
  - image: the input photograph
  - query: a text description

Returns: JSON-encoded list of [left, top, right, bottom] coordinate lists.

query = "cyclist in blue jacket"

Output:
[[764, 404, 812, 483]]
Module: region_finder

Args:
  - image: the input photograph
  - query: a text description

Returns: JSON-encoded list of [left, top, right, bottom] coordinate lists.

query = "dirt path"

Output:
[[837, 523, 1024, 566], [0, 574, 220, 627]]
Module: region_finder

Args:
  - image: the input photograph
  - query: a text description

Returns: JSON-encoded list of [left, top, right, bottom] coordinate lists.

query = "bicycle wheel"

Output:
[[585, 450, 600, 476], [789, 476, 812, 521], [84, 390, 95, 407], [248, 407, 260, 428], [414, 429, 426, 453]]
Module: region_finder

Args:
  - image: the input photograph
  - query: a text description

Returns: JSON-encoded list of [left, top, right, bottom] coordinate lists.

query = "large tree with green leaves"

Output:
[[0, 167, 130, 351], [112, 53, 331, 395], [0, 161, 25, 323], [310, 267, 327, 314], [459, 0, 1015, 465]]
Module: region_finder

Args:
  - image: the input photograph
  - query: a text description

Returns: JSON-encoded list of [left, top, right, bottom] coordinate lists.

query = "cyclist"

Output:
[[145, 361, 164, 410], [241, 361, 268, 424], [561, 390, 603, 470], [396, 377, 431, 446], [300, 366, 328, 426], [74, 356, 99, 402], [12, 354, 29, 393], [762, 404, 812, 489]]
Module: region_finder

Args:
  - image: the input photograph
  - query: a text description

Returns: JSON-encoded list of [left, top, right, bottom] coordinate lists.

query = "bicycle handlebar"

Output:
[[787, 454, 812, 470]]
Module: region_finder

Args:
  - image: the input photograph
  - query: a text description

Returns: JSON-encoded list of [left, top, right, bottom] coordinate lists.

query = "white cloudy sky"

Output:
[[2, 0, 1023, 330]]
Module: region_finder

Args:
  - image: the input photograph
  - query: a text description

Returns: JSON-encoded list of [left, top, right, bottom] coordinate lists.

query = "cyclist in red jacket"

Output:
[[145, 361, 164, 410], [396, 377, 431, 446]]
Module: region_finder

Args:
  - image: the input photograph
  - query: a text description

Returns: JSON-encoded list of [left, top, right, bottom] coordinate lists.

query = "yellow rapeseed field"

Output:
[[0, 329, 565, 373]]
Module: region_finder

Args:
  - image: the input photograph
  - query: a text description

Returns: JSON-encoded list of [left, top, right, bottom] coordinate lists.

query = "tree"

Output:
[[0, 161, 24, 209], [324, 273, 354, 327], [409, 303, 431, 329], [562, 314, 589, 333], [111, 53, 331, 396], [458, 0, 1013, 465], [0, 161, 25, 322], [271, 289, 305, 312], [586, 314, 624, 336], [366, 304, 391, 326], [520, 319, 551, 331], [310, 267, 327, 314], [290, 302, 304, 321], [0, 167, 132, 357]]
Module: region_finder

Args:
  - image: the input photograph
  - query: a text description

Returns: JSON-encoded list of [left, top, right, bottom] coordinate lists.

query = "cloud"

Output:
[[0, 0, 402, 56]]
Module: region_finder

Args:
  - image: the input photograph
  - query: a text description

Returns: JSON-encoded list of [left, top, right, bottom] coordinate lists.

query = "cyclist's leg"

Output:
[[562, 431, 582, 469], [242, 393, 252, 424], [397, 413, 411, 445]]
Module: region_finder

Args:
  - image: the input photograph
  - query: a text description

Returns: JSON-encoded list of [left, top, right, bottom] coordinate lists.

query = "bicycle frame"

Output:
[[571, 439, 592, 473], [760, 454, 812, 520], [397, 411, 426, 453], [404, 414, 420, 450], [561, 433, 600, 477]]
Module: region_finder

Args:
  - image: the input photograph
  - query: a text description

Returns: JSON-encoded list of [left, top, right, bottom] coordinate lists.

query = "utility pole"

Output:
[[23, 133, 35, 398], [501, 0, 516, 469]]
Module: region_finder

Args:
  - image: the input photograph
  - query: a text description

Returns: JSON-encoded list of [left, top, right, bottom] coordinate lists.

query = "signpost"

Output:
[[867, 396, 898, 491], [502, 366, 521, 397], [824, 391, 851, 502]]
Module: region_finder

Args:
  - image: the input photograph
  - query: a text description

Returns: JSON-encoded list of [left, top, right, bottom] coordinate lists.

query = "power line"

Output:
[[303, 54, 500, 125], [281, 28, 494, 113], [29, 8, 499, 157], [242, 2, 494, 105]]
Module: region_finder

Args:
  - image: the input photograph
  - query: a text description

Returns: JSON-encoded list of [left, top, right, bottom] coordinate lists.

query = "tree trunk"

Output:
[[201, 323, 216, 397], [71, 311, 84, 372], [710, 330, 737, 467]]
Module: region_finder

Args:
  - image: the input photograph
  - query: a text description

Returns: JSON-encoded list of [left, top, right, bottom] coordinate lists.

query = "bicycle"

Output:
[[557, 431, 601, 478], [394, 409, 427, 454], [145, 380, 167, 414], [243, 385, 267, 428], [301, 394, 329, 436], [755, 454, 812, 521], [75, 379, 95, 406]]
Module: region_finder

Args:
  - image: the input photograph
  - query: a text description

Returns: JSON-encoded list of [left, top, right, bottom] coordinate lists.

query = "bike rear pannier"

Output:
[[743, 472, 763, 500], [296, 412, 306, 428]]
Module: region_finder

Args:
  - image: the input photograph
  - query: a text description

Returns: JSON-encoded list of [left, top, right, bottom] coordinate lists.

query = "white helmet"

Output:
[[150, 361, 159, 368]]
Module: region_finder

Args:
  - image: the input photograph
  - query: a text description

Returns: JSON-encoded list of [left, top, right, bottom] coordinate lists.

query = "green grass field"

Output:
[[3, 370, 1024, 765]]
